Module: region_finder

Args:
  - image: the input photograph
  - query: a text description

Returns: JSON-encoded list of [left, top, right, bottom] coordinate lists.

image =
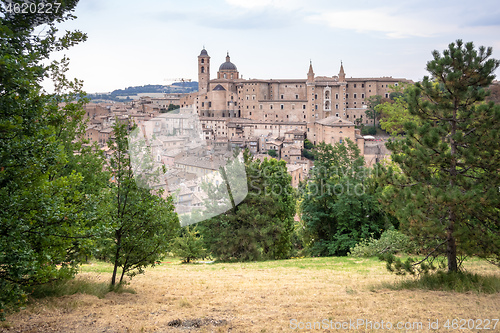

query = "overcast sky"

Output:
[[47, 0, 500, 93]]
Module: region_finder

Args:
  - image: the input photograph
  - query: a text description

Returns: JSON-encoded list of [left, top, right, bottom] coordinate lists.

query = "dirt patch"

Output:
[[167, 317, 228, 328]]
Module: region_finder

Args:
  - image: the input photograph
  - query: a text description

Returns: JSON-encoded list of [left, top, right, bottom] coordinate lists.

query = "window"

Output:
[[224, 74, 227, 79], [303, 104, 306, 109], [260, 104, 263, 109], [335, 93, 339, 99], [325, 91, 330, 99], [361, 93, 365, 98], [295, 94, 299, 99], [315, 94, 317, 99], [336, 104, 339, 109], [346, 84, 349, 88], [252, 95, 256, 100], [280, 104, 284, 110], [281, 94, 284, 99], [270, 105, 273, 109], [354, 84, 357, 88], [208, 102, 211, 107], [201, 66, 205, 73], [385, 93, 389, 98], [346, 93, 349, 98], [354, 93, 357, 98], [362, 84, 364, 88], [246, 95, 249, 100], [335, 113, 339, 117], [201, 102, 204, 107]]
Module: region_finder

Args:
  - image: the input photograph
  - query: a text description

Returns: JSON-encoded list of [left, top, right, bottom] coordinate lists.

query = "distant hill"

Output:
[[88, 82, 198, 102]]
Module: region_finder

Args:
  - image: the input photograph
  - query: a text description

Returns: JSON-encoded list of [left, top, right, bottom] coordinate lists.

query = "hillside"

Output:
[[88, 82, 198, 102]]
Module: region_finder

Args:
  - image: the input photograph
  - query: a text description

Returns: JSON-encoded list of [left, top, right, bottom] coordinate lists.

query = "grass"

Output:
[[3, 257, 499, 332], [383, 271, 500, 294]]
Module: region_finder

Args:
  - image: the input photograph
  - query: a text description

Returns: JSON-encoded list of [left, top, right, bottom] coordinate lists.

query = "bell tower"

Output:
[[198, 47, 210, 94], [338, 61, 346, 83]]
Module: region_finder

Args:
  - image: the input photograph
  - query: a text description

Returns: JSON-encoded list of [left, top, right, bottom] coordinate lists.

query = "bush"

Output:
[[384, 271, 500, 293], [361, 126, 377, 135], [349, 229, 414, 257]]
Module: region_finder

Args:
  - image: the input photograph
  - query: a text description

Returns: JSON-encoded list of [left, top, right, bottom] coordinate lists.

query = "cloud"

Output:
[[465, 12, 500, 27], [155, 5, 302, 30], [305, 9, 456, 38]]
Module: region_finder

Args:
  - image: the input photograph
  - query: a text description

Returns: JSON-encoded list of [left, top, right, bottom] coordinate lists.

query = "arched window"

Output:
[[325, 100, 330, 110], [201, 59, 204, 64], [201, 66, 205, 73], [224, 73, 227, 79], [325, 91, 330, 99]]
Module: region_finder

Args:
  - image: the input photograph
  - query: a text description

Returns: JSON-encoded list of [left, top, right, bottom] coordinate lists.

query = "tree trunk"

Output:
[[447, 104, 458, 273], [447, 211, 458, 272], [111, 232, 122, 286]]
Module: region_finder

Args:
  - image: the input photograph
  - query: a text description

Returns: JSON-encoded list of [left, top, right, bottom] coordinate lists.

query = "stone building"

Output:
[[180, 48, 412, 147]]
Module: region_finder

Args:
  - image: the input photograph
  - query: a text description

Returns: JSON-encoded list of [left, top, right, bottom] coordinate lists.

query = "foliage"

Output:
[[378, 40, 500, 274], [267, 149, 277, 157], [349, 229, 415, 257], [0, 0, 101, 319], [304, 139, 314, 150], [300, 139, 394, 256], [198, 150, 296, 261], [98, 122, 180, 285], [302, 139, 315, 160], [171, 226, 207, 263], [377, 84, 422, 136], [364, 95, 386, 127], [383, 270, 500, 293], [361, 126, 376, 135]]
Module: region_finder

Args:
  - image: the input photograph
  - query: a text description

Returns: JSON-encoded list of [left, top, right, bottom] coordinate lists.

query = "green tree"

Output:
[[301, 139, 392, 256], [199, 151, 296, 261], [99, 122, 180, 286], [380, 40, 500, 273], [0, 0, 95, 318], [364, 95, 384, 128], [376, 84, 422, 136], [172, 226, 207, 263], [267, 149, 277, 157]]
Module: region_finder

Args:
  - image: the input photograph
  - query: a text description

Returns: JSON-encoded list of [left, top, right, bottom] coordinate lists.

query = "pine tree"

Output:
[[381, 40, 500, 273]]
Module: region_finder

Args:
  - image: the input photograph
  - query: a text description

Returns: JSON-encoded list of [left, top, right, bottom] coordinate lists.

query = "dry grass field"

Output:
[[1, 257, 499, 332]]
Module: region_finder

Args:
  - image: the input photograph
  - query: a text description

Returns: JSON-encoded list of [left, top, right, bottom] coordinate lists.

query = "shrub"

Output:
[[361, 126, 377, 135], [349, 229, 414, 257], [171, 226, 207, 263]]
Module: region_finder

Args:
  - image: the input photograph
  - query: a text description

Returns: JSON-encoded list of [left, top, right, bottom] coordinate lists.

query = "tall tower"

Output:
[[198, 47, 210, 94], [307, 60, 315, 82], [338, 61, 346, 83], [306, 60, 316, 143]]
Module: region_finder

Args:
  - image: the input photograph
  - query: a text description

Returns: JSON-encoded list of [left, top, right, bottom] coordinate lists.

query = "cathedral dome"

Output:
[[219, 52, 237, 71]]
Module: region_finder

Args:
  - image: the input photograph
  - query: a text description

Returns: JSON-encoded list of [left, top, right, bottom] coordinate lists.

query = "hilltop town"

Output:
[[83, 48, 413, 221]]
